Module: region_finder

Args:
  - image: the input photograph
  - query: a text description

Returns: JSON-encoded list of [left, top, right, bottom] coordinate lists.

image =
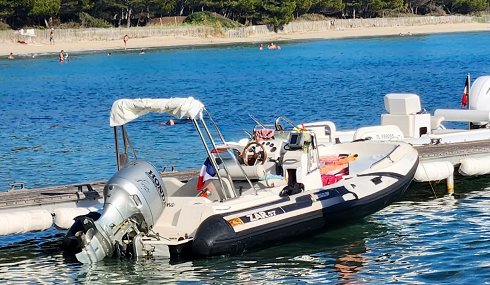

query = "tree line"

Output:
[[0, 0, 488, 29]]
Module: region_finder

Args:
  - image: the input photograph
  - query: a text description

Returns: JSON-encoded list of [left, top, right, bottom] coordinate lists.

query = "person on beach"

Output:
[[59, 50, 65, 63], [123, 34, 129, 49], [7, 52, 14, 60], [49, 29, 54, 45]]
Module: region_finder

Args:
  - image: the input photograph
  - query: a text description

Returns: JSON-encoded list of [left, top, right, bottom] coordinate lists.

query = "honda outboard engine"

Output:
[[65, 160, 166, 263]]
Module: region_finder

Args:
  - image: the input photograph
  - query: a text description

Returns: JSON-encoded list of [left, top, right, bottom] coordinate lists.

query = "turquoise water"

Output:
[[1, 31, 490, 283]]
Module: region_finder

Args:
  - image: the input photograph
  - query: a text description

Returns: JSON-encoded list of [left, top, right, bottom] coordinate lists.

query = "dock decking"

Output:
[[0, 170, 199, 211], [415, 140, 490, 160]]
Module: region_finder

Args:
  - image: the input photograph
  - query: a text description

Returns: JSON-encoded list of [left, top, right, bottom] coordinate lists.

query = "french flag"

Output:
[[461, 73, 470, 108], [197, 158, 216, 190]]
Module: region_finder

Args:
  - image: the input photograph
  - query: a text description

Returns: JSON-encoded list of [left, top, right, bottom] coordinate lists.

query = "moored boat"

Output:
[[62, 97, 418, 263], [281, 75, 490, 186], [336, 75, 490, 145]]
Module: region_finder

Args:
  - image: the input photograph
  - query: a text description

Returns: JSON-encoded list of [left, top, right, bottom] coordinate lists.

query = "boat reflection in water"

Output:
[[334, 240, 366, 283]]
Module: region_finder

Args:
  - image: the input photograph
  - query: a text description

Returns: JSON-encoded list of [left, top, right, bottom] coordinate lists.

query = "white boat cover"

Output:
[[110, 97, 204, 127]]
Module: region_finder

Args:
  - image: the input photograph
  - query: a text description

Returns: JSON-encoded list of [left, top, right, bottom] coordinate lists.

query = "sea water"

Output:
[[1, 31, 490, 284]]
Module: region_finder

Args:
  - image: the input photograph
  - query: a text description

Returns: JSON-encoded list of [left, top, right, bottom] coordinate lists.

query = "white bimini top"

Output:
[[110, 97, 204, 127]]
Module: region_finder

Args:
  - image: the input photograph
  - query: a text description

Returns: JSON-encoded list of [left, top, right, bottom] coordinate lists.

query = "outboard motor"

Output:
[[469, 76, 490, 128], [64, 160, 166, 263]]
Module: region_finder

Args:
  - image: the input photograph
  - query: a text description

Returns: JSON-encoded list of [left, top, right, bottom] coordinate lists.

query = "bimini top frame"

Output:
[[109, 97, 255, 199]]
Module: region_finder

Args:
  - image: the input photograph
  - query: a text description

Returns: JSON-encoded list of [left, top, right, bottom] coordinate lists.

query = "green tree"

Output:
[[59, 0, 94, 23], [103, 0, 144, 27], [343, 0, 361, 17], [452, 0, 487, 13], [7, 0, 33, 27], [406, 0, 431, 14], [294, 0, 314, 16], [30, 0, 61, 25], [261, 0, 296, 30], [231, 0, 260, 24], [310, 0, 344, 16], [367, 0, 385, 16], [0, 0, 14, 22], [155, 0, 177, 15], [366, 0, 404, 17]]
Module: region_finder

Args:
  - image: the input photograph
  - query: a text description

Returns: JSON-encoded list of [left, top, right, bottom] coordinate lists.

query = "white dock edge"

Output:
[[0, 210, 53, 235], [53, 207, 94, 229]]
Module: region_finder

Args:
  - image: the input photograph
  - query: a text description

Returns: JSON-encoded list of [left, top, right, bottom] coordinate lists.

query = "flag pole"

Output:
[[467, 73, 471, 129], [468, 73, 471, 110]]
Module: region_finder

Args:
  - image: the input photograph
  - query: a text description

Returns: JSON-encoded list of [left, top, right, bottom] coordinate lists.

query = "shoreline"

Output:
[[1, 22, 489, 57]]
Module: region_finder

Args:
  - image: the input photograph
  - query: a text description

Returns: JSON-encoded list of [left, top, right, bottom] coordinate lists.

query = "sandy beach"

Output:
[[1, 22, 489, 57]]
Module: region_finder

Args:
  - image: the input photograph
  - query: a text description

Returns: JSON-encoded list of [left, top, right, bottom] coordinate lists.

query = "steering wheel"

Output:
[[241, 141, 267, 166]]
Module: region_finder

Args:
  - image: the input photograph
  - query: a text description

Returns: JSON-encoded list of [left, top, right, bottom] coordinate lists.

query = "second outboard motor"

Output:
[[66, 160, 166, 263], [469, 76, 490, 128]]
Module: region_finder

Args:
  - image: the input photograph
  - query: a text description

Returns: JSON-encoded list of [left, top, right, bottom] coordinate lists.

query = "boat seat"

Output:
[[256, 176, 287, 189], [303, 121, 337, 143], [218, 163, 266, 180], [202, 177, 235, 201], [162, 177, 185, 197], [384, 93, 421, 115], [172, 177, 200, 197], [381, 113, 431, 138]]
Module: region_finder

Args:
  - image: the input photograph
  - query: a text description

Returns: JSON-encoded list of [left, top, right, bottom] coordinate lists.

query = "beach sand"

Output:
[[1, 22, 489, 57]]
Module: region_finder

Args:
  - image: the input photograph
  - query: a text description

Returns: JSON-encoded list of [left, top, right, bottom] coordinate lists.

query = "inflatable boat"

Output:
[[62, 97, 418, 263]]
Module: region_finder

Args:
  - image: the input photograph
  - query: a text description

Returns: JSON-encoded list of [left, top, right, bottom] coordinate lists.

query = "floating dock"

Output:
[[415, 140, 490, 162], [0, 170, 199, 235], [0, 141, 489, 235], [0, 170, 199, 212], [413, 140, 490, 194], [0, 181, 105, 213], [1, 141, 490, 210]]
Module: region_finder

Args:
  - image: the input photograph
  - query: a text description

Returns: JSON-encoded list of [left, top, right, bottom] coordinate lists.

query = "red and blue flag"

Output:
[[461, 74, 470, 108], [197, 158, 216, 190]]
